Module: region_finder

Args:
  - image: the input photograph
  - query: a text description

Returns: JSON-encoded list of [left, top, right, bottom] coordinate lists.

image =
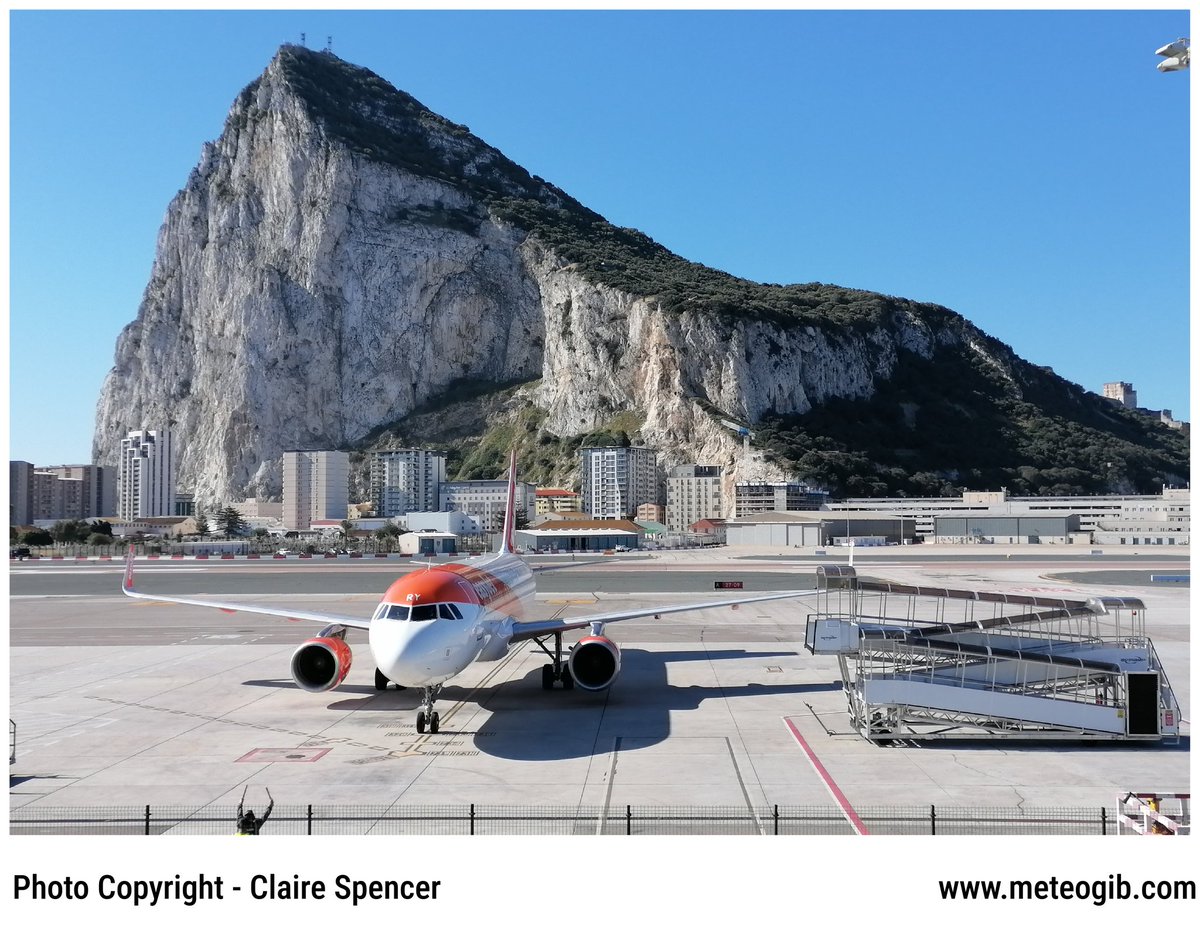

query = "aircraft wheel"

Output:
[[430, 712, 440, 734], [375, 668, 389, 691], [416, 710, 426, 734], [561, 667, 574, 690], [541, 665, 554, 690]]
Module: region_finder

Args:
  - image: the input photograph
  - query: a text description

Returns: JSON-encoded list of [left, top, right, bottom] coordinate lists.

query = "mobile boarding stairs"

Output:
[[804, 566, 1181, 743]]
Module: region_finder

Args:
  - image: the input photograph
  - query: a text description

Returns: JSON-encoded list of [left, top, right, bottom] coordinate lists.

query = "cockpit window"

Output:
[[384, 604, 409, 620], [410, 604, 438, 622], [439, 603, 464, 620]]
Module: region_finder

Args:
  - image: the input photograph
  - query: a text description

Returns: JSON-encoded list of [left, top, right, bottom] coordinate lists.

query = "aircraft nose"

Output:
[[372, 620, 452, 686]]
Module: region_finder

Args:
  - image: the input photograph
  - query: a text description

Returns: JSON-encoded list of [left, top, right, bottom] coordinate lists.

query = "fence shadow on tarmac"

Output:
[[10, 804, 1128, 836]]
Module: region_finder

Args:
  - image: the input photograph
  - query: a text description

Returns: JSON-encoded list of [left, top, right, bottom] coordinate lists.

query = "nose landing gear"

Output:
[[415, 684, 443, 734]]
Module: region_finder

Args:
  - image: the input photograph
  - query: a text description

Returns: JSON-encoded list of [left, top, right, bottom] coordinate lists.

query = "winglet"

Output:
[[123, 545, 136, 593], [499, 448, 518, 555]]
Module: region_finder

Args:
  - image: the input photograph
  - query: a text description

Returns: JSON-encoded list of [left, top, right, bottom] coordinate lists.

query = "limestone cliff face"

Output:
[[92, 47, 1015, 506], [95, 50, 544, 504]]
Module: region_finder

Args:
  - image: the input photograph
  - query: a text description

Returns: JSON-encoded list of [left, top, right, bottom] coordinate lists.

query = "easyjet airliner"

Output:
[[122, 451, 811, 733]]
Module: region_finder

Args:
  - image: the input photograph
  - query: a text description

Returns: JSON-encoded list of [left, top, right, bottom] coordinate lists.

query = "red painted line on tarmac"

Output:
[[783, 717, 869, 835]]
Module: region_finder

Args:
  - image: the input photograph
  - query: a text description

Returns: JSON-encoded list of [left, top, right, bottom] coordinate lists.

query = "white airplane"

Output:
[[1156, 37, 1189, 72], [122, 451, 813, 734]]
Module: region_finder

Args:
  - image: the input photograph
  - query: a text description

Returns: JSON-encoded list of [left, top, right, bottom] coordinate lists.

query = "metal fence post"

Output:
[[307, 804, 313, 836], [774, 804, 779, 835], [626, 805, 631, 835], [145, 804, 151, 836], [1101, 807, 1107, 836], [470, 803, 475, 836], [930, 805, 936, 835]]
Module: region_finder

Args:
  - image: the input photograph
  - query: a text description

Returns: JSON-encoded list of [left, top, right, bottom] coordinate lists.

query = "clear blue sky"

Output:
[[7, 7, 1192, 467]]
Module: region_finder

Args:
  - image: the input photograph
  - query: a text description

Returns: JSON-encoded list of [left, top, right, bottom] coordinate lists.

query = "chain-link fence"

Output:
[[9, 803, 1127, 836]]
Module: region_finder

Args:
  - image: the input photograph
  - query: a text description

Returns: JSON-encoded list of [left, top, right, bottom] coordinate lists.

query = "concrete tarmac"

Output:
[[8, 546, 1190, 831]]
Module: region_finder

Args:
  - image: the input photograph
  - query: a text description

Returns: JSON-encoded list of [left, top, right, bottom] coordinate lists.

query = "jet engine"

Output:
[[290, 624, 353, 693], [568, 632, 621, 691]]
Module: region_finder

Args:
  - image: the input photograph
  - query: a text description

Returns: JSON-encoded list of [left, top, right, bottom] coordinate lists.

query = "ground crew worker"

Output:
[[235, 787, 274, 835]]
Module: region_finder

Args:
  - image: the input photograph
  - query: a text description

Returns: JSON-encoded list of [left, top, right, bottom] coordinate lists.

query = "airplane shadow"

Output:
[[303, 647, 839, 761]]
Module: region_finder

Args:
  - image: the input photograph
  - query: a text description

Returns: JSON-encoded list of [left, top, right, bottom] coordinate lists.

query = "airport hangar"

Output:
[[726, 512, 1086, 546]]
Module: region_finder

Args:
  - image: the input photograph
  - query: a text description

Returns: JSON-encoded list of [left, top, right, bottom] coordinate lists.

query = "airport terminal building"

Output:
[[824, 487, 1189, 546]]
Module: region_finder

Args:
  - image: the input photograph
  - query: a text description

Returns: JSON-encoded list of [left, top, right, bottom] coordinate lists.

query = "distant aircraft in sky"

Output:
[[123, 451, 812, 734], [1155, 37, 1189, 72]]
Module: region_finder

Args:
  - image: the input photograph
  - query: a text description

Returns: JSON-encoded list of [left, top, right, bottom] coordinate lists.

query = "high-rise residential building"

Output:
[[282, 450, 349, 530], [439, 480, 536, 533], [666, 464, 723, 531], [118, 429, 176, 520], [370, 449, 447, 517], [33, 464, 114, 520], [580, 446, 657, 520], [9, 461, 35, 525]]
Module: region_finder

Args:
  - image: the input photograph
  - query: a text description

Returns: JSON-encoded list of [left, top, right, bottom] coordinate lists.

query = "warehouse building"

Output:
[[932, 514, 1084, 544], [725, 512, 915, 547]]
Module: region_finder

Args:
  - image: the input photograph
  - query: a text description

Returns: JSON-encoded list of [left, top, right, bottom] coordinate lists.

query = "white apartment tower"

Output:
[[666, 464, 723, 531], [118, 429, 176, 520], [371, 449, 447, 517], [283, 450, 349, 530], [580, 446, 658, 520]]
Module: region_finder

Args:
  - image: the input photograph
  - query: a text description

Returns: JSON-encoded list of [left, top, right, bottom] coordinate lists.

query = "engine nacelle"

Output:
[[290, 625, 353, 693], [568, 635, 621, 691]]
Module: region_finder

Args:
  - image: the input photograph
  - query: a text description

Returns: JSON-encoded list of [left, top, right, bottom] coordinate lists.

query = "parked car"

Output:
[[614, 544, 629, 552], [9, 546, 31, 560]]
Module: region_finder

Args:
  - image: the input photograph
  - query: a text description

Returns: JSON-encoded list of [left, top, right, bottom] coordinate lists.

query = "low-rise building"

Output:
[[514, 519, 642, 552], [399, 530, 457, 555], [733, 481, 827, 518], [440, 480, 536, 533], [404, 510, 481, 536], [689, 518, 727, 545], [535, 488, 582, 515]]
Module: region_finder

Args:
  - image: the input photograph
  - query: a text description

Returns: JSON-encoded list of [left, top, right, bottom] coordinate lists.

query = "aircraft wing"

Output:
[[507, 589, 818, 643], [120, 549, 372, 630]]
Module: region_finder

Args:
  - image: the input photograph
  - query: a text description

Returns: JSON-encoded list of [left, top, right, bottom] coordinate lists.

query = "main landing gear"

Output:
[[375, 668, 406, 691], [535, 632, 574, 691], [415, 684, 443, 734]]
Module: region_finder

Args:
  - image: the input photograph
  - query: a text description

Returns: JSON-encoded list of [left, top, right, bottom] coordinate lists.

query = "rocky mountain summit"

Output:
[[94, 46, 1188, 507]]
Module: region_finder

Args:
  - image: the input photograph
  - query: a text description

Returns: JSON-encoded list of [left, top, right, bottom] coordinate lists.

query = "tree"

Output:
[[216, 506, 247, 537], [514, 507, 530, 531], [21, 528, 53, 547], [50, 519, 91, 543], [374, 522, 402, 551], [194, 514, 210, 538], [87, 532, 113, 547]]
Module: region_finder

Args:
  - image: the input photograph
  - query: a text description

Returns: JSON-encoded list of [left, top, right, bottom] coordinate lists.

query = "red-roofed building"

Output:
[[689, 518, 728, 545]]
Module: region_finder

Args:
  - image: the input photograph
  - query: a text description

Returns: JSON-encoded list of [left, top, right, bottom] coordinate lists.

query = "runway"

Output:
[[8, 547, 1190, 832]]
